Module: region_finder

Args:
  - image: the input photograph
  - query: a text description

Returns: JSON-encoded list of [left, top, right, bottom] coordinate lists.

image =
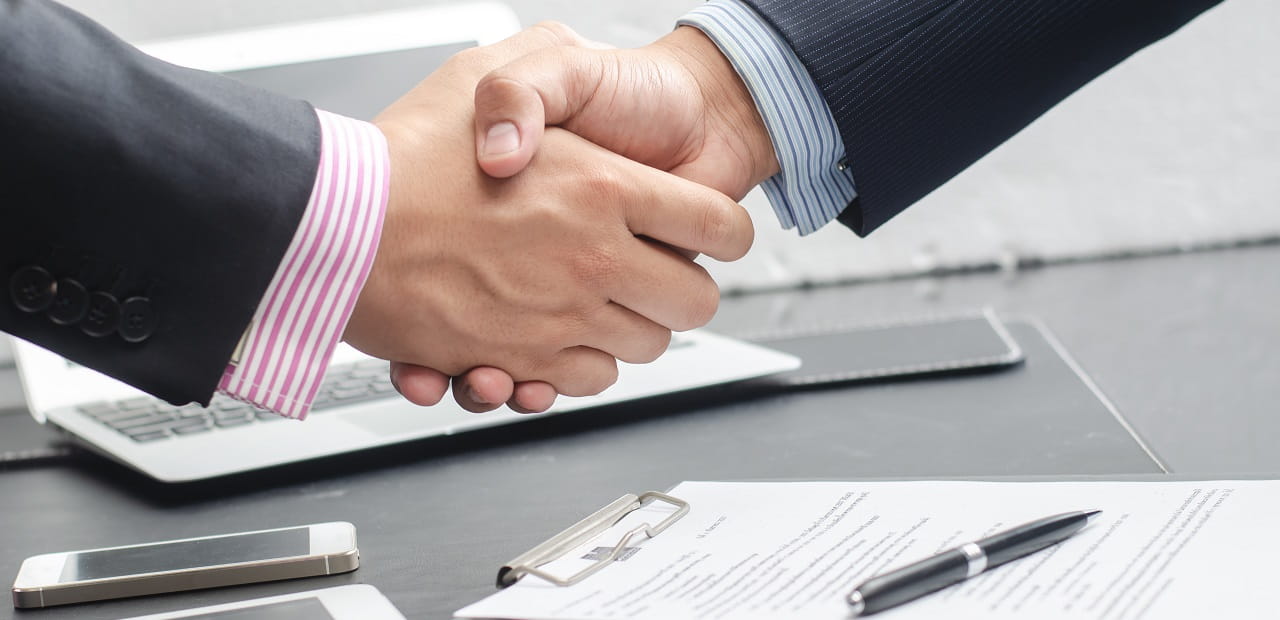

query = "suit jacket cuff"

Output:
[[679, 0, 857, 235], [218, 110, 389, 419]]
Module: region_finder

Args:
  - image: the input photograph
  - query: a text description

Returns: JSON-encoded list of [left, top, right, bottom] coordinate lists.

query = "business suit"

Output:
[[1, 0, 319, 405], [740, 0, 1226, 235], [0, 0, 1232, 409]]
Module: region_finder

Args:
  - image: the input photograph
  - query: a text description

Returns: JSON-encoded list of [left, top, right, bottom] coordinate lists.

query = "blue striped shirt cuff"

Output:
[[678, 0, 857, 235]]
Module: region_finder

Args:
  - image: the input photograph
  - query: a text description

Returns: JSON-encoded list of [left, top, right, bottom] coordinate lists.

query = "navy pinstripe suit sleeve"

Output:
[[740, 0, 1226, 236]]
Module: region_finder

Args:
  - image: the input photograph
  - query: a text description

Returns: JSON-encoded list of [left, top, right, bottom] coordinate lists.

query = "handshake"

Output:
[[342, 23, 782, 414]]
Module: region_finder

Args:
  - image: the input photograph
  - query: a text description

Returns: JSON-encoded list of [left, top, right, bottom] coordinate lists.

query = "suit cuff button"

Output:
[[118, 297, 158, 343], [81, 291, 122, 338], [10, 265, 56, 313], [48, 278, 90, 325]]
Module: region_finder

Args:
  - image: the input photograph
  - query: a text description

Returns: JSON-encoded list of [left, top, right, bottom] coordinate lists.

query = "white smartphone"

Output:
[[118, 584, 403, 620], [11, 522, 358, 609]]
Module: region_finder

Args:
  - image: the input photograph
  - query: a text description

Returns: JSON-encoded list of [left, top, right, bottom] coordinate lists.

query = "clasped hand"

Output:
[[344, 23, 778, 413]]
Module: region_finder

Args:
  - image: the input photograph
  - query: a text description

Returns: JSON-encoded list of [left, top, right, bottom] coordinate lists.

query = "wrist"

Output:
[[653, 26, 780, 187], [345, 121, 405, 346]]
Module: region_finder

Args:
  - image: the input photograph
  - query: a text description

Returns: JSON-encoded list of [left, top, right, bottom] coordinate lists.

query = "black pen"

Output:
[[846, 509, 1101, 616]]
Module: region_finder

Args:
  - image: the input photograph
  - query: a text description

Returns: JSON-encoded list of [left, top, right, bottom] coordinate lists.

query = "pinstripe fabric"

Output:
[[680, 0, 856, 235], [217, 110, 389, 419], [741, 0, 1225, 235]]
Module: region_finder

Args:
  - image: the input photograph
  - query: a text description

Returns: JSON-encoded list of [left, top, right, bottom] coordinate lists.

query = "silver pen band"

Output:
[[959, 542, 988, 577]]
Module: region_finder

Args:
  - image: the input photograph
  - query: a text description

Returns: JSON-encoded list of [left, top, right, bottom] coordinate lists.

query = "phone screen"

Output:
[[178, 598, 332, 619], [60, 527, 309, 582]]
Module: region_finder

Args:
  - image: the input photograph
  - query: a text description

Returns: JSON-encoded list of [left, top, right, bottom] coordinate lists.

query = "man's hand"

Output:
[[393, 24, 780, 411], [474, 25, 779, 199], [346, 25, 754, 409]]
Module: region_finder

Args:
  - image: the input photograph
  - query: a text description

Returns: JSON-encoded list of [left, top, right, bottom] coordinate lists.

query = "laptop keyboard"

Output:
[[74, 359, 395, 443]]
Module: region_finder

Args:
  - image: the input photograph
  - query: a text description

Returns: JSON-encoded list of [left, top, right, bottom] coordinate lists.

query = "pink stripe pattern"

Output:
[[217, 109, 390, 419]]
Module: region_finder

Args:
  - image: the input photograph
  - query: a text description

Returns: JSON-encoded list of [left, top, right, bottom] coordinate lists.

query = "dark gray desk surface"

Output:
[[2, 245, 1278, 619]]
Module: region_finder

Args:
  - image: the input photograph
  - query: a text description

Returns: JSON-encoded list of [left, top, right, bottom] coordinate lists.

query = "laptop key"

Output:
[[172, 422, 213, 435], [104, 410, 167, 425], [213, 409, 252, 420], [214, 417, 255, 428], [334, 379, 369, 391], [117, 396, 156, 411], [77, 401, 118, 419], [330, 386, 371, 401], [106, 413, 176, 430], [118, 403, 166, 419], [176, 405, 209, 419], [85, 407, 163, 424], [211, 397, 248, 411], [110, 415, 179, 434], [213, 405, 252, 418], [127, 430, 170, 442], [92, 410, 152, 426], [350, 366, 386, 379]]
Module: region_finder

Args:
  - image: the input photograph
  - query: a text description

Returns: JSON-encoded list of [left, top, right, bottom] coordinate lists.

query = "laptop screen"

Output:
[[223, 42, 475, 121]]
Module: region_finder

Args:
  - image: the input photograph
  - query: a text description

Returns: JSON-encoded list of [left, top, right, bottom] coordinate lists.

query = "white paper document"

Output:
[[456, 479, 1277, 620]]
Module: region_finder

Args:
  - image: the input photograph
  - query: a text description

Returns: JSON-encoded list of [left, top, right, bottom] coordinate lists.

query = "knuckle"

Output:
[[530, 20, 578, 46], [474, 75, 524, 113], [696, 197, 753, 260], [545, 306, 587, 343], [473, 72, 504, 97], [696, 200, 734, 250], [635, 329, 673, 364], [551, 303, 595, 344], [680, 281, 720, 330], [549, 350, 618, 397], [451, 46, 486, 66], [579, 165, 624, 201], [579, 359, 620, 396], [567, 243, 621, 289], [723, 202, 754, 260], [446, 46, 492, 75]]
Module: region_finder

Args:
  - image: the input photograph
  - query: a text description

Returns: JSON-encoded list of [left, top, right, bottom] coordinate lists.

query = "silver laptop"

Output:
[[11, 5, 800, 482]]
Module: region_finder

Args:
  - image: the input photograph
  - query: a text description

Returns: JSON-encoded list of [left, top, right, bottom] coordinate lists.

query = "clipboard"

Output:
[[465, 478, 1280, 620], [497, 491, 689, 588]]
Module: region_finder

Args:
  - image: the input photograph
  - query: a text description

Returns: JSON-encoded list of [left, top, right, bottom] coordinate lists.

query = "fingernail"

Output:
[[482, 122, 520, 157], [466, 386, 489, 405]]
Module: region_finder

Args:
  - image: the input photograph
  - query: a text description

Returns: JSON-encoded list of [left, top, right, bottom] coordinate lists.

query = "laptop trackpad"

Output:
[[342, 407, 459, 438]]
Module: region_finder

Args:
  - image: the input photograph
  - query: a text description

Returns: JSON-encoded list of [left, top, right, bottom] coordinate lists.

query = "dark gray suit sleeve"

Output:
[[0, 0, 321, 405], [740, 0, 1225, 235]]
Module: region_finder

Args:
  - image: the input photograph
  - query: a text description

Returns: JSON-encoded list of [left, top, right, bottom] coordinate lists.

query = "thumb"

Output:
[[474, 47, 608, 178]]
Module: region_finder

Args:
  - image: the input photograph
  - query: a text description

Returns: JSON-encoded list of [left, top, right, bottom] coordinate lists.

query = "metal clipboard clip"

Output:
[[497, 491, 689, 588]]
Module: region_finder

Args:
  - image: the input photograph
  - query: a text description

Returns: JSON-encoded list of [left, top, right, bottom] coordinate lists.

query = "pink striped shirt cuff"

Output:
[[216, 109, 389, 420]]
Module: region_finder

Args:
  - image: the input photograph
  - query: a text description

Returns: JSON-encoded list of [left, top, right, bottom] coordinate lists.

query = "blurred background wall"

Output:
[[2, 0, 1275, 366]]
